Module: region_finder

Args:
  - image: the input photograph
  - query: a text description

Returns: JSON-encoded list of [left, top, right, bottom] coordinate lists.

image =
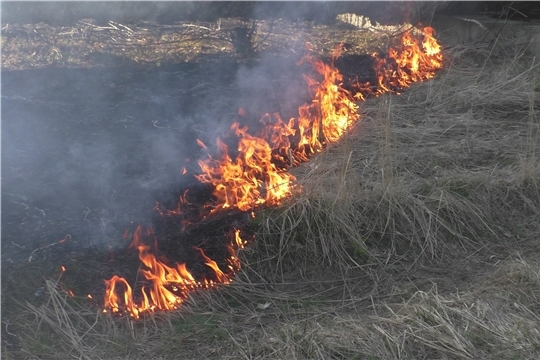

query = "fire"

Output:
[[356, 26, 443, 97], [102, 26, 443, 317], [194, 46, 359, 212], [163, 27, 442, 216], [195, 122, 296, 213], [298, 47, 360, 145], [103, 225, 245, 319]]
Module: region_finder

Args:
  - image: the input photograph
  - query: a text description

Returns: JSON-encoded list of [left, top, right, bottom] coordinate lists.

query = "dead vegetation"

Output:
[[3, 17, 540, 360], [1, 17, 386, 69]]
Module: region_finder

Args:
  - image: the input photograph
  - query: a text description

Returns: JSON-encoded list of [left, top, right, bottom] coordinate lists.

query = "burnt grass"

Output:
[[1, 59, 282, 309], [1, 17, 380, 332]]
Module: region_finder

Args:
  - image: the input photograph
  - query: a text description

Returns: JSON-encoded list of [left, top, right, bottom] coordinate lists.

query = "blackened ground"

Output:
[[1, 50, 374, 306]]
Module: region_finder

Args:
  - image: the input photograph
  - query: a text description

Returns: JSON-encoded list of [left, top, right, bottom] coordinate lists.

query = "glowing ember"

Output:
[[102, 26, 443, 318]]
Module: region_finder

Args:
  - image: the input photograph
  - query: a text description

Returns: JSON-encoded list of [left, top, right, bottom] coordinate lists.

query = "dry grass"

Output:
[[0, 18, 383, 69], [253, 43, 539, 276], [4, 23, 540, 360]]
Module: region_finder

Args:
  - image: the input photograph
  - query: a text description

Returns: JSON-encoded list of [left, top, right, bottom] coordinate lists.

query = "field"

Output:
[[2, 12, 540, 360]]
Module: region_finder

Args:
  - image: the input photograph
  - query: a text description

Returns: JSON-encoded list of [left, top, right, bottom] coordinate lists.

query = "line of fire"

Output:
[[95, 26, 444, 319]]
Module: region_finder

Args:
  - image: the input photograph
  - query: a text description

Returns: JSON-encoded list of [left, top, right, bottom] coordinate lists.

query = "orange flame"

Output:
[[103, 225, 245, 318], [196, 122, 296, 212], [102, 27, 443, 317], [194, 46, 360, 212], [356, 26, 443, 98]]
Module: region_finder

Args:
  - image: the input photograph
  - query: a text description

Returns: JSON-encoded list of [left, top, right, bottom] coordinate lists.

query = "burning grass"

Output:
[[4, 19, 540, 360], [98, 25, 442, 318]]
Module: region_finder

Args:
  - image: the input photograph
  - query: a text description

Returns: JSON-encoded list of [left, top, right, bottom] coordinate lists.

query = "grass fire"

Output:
[[102, 26, 444, 318], [3, 4, 540, 359]]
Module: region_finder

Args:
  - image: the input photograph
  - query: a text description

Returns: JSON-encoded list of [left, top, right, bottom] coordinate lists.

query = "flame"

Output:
[[195, 123, 295, 212], [300, 48, 359, 145], [103, 225, 245, 318], [356, 26, 443, 98], [102, 27, 443, 317], [194, 46, 360, 212], [175, 28, 442, 214]]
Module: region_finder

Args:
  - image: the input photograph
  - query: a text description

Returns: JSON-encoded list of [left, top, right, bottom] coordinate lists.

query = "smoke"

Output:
[[2, 59, 294, 250], [2, 65, 197, 249], [1, 2, 334, 256], [232, 54, 312, 131], [1, 2, 201, 26]]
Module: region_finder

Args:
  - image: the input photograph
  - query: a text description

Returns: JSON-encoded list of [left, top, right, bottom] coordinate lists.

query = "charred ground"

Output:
[[2, 12, 379, 339]]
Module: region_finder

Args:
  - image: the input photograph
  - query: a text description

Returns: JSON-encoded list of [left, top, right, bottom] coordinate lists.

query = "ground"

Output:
[[2, 11, 540, 360]]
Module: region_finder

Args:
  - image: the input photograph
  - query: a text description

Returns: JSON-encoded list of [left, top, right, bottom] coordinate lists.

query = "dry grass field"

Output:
[[2, 12, 540, 360]]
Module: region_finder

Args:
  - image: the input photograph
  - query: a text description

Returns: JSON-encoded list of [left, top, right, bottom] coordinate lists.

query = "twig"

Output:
[[503, 3, 528, 19], [476, 2, 518, 46], [253, 19, 274, 51], [111, 21, 134, 34], [78, 21, 117, 32], [107, 21, 119, 31], [29, 235, 71, 262], [83, 207, 91, 221], [153, 120, 167, 129], [288, 148, 294, 168], [35, 207, 46, 217], [3, 320, 18, 337], [180, 23, 214, 32]]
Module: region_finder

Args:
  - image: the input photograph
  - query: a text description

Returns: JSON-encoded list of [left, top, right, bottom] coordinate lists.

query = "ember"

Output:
[[103, 26, 443, 318]]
